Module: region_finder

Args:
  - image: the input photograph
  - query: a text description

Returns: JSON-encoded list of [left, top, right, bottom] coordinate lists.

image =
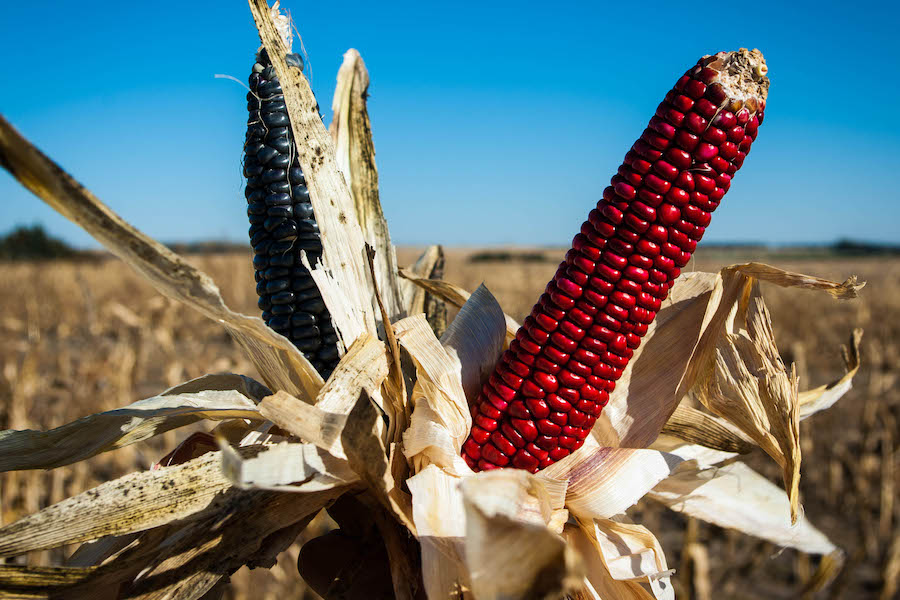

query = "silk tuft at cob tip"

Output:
[[462, 49, 770, 473]]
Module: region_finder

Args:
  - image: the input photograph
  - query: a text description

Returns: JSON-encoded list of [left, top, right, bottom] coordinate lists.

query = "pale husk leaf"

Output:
[[397, 315, 472, 476], [249, 0, 378, 352], [647, 461, 839, 555], [259, 390, 348, 458], [331, 48, 404, 322], [649, 435, 739, 470], [314, 331, 390, 415], [440, 284, 507, 405], [0, 374, 264, 472], [595, 271, 718, 448], [0, 115, 323, 401], [461, 470, 582, 600], [539, 437, 684, 520], [220, 441, 358, 492], [407, 464, 468, 599]]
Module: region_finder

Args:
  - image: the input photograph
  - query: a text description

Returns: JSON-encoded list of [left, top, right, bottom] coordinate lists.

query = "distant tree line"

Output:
[[0, 225, 80, 260]]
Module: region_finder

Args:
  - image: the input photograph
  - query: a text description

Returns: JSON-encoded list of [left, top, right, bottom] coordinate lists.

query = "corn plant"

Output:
[[0, 2, 866, 599]]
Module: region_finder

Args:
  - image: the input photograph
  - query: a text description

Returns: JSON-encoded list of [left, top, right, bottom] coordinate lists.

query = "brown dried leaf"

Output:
[[101, 490, 337, 600], [341, 391, 416, 533]]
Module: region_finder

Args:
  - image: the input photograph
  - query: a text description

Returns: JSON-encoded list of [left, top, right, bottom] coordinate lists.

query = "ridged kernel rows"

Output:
[[244, 48, 340, 378], [462, 50, 769, 472]]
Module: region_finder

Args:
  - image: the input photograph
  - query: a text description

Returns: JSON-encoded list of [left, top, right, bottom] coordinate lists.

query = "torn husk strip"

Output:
[[728, 262, 864, 298], [366, 245, 410, 443], [397, 314, 472, 475], [249, 0, 377, 351], [798, 328, 862, 419], [647, 461, 838, 555], [0, 115, 323, 402], [331, 48, 404, 322], [693, 279, 803, 522], [400, 268, 520, 342], [0, 373, 265, 472]]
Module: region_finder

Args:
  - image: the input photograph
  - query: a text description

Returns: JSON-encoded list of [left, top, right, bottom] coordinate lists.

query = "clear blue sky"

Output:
[[2, 0, 898, 248]]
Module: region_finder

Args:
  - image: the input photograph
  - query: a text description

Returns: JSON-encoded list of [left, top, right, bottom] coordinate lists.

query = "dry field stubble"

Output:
[[0, 248, 897, 599]]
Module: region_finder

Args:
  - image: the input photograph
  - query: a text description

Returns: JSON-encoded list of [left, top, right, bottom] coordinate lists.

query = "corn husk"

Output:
[[331, 48, 404, 323], [0, 3, 867, 597], [0, 373, 265, 471]]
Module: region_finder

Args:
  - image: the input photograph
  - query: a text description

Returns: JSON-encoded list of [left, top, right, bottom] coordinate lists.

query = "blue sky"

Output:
[[2, 0, 898, 248]]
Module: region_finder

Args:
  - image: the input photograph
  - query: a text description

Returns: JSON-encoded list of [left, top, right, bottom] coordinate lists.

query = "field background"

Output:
[[0, 247, 897, 599]]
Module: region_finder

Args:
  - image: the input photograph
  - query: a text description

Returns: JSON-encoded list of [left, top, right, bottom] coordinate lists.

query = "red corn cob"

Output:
[[462, 49, 769, 473]]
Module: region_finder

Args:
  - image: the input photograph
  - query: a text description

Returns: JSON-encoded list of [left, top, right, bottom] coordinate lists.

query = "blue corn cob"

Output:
[[244, 48, 340, 378]]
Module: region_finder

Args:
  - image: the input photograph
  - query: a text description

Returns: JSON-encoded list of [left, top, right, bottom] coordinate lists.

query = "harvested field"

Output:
[[1, 248, 897, 599]]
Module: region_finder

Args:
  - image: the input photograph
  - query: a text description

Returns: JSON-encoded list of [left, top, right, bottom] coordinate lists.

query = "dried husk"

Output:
[[647, 459, 838, 556], [331, 48, 404, 323], [0, 373, 265, 471], [249, 0, 379, 353], [462, 471, 582, 600]]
